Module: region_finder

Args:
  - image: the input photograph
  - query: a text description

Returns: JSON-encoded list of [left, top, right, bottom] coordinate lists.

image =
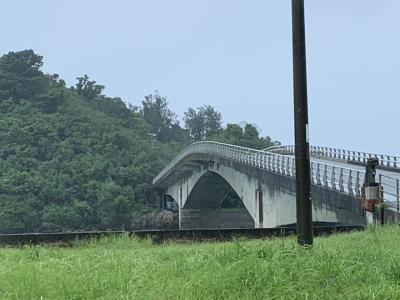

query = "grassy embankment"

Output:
[[1, 226, 400, 299]]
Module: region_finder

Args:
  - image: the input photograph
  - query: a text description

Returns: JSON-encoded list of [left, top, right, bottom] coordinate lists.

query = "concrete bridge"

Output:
[[152, 142, 400, 229]]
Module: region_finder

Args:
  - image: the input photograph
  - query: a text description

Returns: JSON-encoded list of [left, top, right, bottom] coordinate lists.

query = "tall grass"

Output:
[[1, 226, 400, 299]]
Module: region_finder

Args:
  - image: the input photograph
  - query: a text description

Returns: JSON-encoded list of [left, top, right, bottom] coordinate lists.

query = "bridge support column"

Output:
[[255, 189, 263, 228], [178, 186, 183, 229]]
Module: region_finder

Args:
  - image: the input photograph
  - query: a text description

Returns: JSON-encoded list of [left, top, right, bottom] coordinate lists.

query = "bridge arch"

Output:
[[184, 170, 244, 209], [182, 171, 254, 228], [164, 162, 261, 228], [155, 142, 372, 229]]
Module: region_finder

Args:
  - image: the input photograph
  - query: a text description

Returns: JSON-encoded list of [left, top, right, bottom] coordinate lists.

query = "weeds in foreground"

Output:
[[0, 226, 399, 299]]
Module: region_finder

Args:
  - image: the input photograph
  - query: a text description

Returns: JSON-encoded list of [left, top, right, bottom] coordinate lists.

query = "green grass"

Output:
[[1, 226, 400, 299]]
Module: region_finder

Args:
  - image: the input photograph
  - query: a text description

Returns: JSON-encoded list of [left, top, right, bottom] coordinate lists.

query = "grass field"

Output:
[[1, 226, 400, 299]]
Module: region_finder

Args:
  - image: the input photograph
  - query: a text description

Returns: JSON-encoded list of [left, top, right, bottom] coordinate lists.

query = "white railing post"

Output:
[[323, 165, 328, 187], [339, 168, 344, 192], [355, 171, 360, 197], [348, 170, 353, 196], [316, 163, 321, 185], [331, 167, 336, 190], [286, 157, 290, 176]]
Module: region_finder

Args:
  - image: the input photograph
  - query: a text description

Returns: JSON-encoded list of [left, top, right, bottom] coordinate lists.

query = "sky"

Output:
[[1, 0, 399, 155]]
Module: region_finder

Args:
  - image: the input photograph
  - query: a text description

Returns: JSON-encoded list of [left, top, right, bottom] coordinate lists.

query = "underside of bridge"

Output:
[[178, 171, 254, 229]]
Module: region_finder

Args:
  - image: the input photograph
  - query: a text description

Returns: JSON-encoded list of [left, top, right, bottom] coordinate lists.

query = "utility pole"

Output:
[[291, 0, 313, 246]]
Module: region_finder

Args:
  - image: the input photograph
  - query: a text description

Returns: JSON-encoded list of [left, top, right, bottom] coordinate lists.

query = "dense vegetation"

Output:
[[0, 50, 278, 233], [1, 226, 399, 299]]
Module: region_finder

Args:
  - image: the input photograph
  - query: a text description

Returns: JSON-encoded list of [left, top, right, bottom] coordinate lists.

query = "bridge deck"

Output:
[[153, 142, 400, 225]]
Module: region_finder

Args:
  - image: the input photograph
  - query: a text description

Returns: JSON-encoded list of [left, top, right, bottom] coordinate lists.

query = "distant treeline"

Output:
[[0, 50, 279, 233]]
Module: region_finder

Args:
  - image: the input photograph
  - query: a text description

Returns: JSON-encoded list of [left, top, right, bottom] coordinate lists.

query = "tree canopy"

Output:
[[0, 50, 279, 233], [211, 123, 279, 150], [184, 105, 222, 141], [0, 50, 185, 233]]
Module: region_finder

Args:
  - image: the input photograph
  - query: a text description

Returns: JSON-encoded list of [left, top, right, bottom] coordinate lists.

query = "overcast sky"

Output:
[[1, 1, 399, 155]]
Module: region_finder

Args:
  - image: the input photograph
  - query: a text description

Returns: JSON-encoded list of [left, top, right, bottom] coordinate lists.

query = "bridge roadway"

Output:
[[153, 142, 400, 229]]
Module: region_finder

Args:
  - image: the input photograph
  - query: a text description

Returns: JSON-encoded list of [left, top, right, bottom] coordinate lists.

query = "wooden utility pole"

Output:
[[291, 0, 313, 246]]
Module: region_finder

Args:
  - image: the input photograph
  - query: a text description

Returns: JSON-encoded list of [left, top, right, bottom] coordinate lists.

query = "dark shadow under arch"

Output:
[[181, 171, 254, 229]]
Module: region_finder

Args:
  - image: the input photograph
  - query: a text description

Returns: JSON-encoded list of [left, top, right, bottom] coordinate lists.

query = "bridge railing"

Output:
[[153, 141, 366, 199], [310, 162, 363, 197], [378, 174, 400, 211], [266, 145, 400, 170]]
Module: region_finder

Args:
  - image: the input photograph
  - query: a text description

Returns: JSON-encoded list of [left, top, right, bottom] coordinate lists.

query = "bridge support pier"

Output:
[[255, 189, 263, 228]]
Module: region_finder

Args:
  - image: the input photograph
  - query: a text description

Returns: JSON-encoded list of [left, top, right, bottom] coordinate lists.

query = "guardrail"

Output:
[[379, 174, 400, 211], [153, 141, 365, 198], [267, 145, 400, 211], [267, 145, 400, 170]]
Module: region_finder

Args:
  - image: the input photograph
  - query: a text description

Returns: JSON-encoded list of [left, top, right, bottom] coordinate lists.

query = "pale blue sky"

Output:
[[1, 1, 399, 155]]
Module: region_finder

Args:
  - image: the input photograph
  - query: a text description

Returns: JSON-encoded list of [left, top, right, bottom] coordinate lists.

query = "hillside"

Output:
[[0, 50, 187, 233], [0, 50, 278, 233]]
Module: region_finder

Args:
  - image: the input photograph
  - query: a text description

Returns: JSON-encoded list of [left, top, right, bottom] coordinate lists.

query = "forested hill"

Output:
[[0, 50, 278, 233]]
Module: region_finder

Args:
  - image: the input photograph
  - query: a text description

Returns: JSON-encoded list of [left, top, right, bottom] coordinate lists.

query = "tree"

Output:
[[184, 107, 204, 141], [212, 122, 279, 150], [73, 75, 104, 100], [219, 123, 243, 144], [141, 92, 177, 131], [0, 50, 280, 234], [0, 51, 190, 233], [202, 105, 222, 138], [242, 123, 263, 149], [184, 105, 222, 141], [0, 50, 47, 100], [140, 91, 187, 143]]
